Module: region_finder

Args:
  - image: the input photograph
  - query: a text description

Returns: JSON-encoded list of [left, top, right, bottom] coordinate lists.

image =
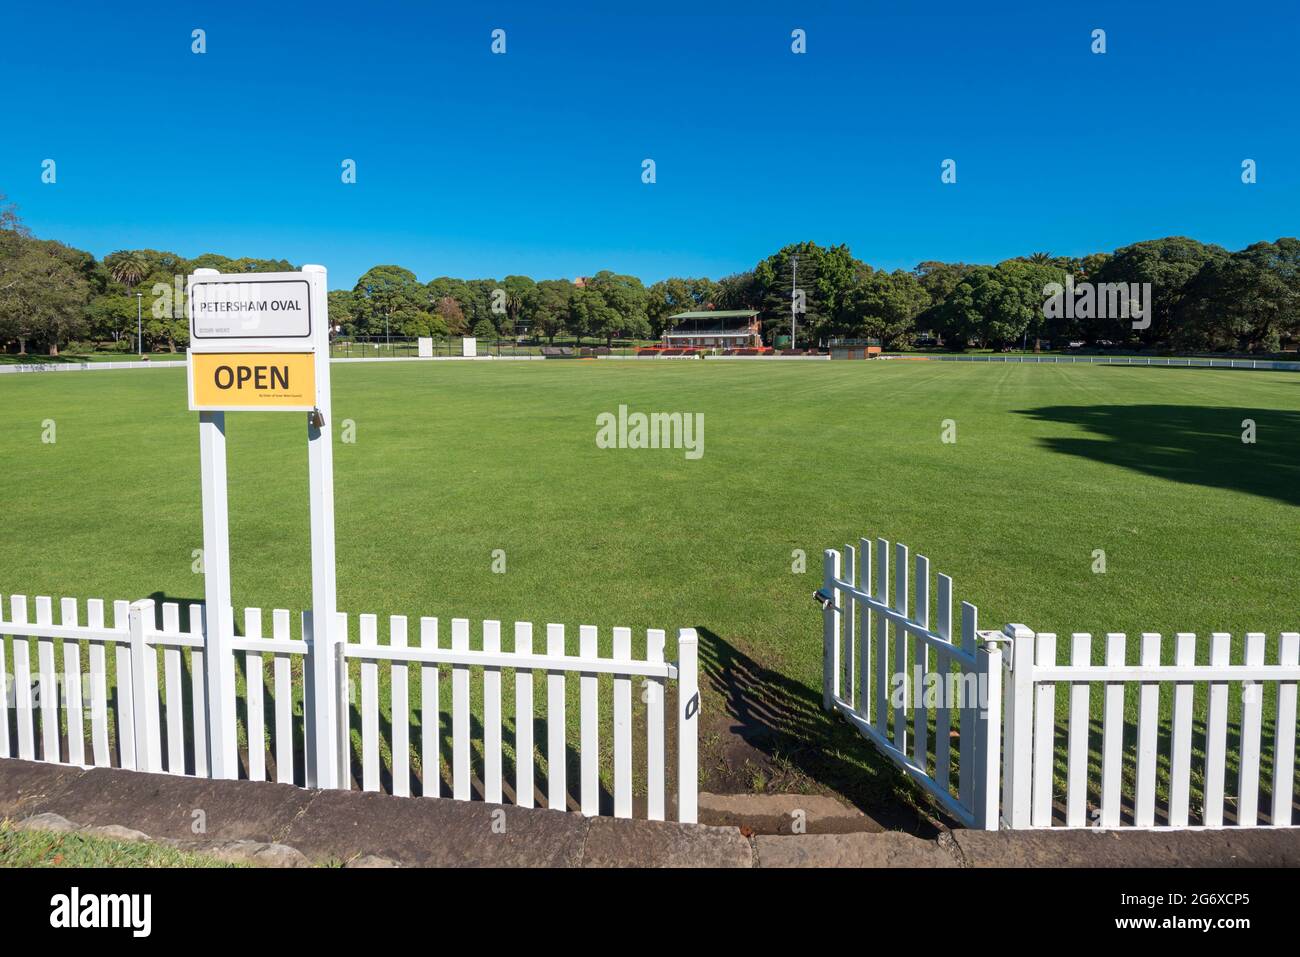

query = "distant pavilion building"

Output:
[[661, 310, 762, 349]]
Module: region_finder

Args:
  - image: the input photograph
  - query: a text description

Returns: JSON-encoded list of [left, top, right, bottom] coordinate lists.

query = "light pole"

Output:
[[790, 255, 798, 349], [136, 293, 143, 357]]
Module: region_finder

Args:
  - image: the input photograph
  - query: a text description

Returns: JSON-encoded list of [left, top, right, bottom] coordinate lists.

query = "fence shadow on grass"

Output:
[[694, 626, 938, 833], [1014, 405, 1300, 507], [1040, 702, 1296, 827], [341, 672, 617, 815]]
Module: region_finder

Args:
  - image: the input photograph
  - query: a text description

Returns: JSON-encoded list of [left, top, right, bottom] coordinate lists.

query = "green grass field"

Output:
[[2, 360, 1298, 818], [0, 819, 241, 867]]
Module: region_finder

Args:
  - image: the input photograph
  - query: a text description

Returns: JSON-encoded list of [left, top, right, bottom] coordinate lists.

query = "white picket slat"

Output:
[[0, 597, 10, 759], [579, 625, 599, 816], [956, 601, 977, 809], [60, 597, 85, 767], [87, 599, 110, 767], [272, 609, 294, 785], [358, 613, 379, 791], [36, 597, 59, 763], [188, 604, 208, 778], [546, 623, 567, 811], [1099, 633, 1126, 828], [842, 543, 855, 708], [912, 554, 929, 770], [113, 600, 136, 770], [11, 595, 33, 760], [646, 628, 666, 821], [933, 573, 953, 795], [857, 538, 872, 723], [0, 620, 8, 762], [874, 538, 889, 734], [1168, 633, 1196, 827], [1065, 633, 1091, 827], [1203, 633, 1231, 827], [245, 608, 266, 782], [391, 615, 410, 798], [130, 600, 162, 772], [482, 619, 501, 805], [823, 549, 840, 710], [1002, 625, 1035, 829], [1272, 633, 1299, 826], [420, 617, 440, 798], [677, 628, 700, 824], [162, 603, 185, 774], [1133, 633, 1161, 827], [451, 618, 471, 800], [892, 543, 909, 751], [613, 626, 632, 819], [1236, 632, 1265, 826], [1031, 633, 1057, 827], [514, 622, 533, 808]]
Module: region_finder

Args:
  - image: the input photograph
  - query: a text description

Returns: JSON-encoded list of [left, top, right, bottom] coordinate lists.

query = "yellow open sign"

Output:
[[189, 352, 316, 411]]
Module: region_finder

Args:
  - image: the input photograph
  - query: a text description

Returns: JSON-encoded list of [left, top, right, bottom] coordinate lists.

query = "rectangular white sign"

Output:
[[190, 277, 312, 341]]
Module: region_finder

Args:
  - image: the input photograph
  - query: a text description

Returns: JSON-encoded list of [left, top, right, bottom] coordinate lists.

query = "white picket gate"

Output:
[[821, 539, 1003, 829], [0, 593, 699, 823], [822, 539, 1300, 831]]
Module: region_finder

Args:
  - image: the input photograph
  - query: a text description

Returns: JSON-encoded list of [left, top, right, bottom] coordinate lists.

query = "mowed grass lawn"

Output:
[[2, 359, 1298, 816]]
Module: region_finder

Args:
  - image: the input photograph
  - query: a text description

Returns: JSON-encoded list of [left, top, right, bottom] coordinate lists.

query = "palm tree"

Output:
[[1026, 251, 1054, 265], [107, 251, 148, 292]]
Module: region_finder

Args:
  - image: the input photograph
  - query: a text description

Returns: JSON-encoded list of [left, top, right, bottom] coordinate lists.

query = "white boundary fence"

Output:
[[882, 353, 1300, 372], [0, 593, 699, 823], [9, 354, 1300, 375], [822, 538, 1300, 831]]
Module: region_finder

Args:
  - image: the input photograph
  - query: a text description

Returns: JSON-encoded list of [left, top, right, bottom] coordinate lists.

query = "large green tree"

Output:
[[754, 242, 862, 344], [1091, 237, 1228, 345], [499, 275, 536, 336], [847, 269, 931, 349], [354, 265, 422, 338], [1173, 239, 1300, 353], [0, 239, 91, 354], [523, 279, 572, 343], [934, 260, 1061, 349]]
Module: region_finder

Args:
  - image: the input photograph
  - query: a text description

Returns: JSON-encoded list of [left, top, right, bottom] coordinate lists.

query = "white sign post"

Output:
[[187, 266, 341, 788]]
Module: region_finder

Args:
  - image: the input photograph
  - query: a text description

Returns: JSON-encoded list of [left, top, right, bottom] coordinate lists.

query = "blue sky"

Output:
[[2, 1, 1296, 289]]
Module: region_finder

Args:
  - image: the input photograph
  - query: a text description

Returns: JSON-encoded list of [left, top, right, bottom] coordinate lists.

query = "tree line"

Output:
[[2, 192, 1296, 355]]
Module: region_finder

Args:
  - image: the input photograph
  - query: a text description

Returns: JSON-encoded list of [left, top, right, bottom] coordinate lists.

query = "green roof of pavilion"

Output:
[[666, 310, 758, 320]]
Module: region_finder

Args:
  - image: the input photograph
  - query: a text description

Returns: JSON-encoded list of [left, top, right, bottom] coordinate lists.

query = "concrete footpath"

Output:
[[3, 759, 1298, 867]]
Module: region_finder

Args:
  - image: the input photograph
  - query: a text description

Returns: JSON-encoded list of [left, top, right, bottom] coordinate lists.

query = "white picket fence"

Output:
[[999, 627, 1299, 829], [0, 593, 700, 823], [822, 539, 1300, 830]]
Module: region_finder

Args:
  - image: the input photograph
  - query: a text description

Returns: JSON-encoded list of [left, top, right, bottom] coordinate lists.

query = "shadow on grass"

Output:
[[1014, 405, 1300, 506], [695, 626, 937, 833], [1042, 693, 1296, 827]]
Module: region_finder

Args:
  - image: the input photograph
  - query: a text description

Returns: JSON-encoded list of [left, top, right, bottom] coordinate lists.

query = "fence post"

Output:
[[1000, 623, 1035, 829], [822, 549, 841, 711], [973, 637, 1003, 829], [197, 405, 238, 780], [677, 628, 699, 824], [128, 599, 161, 773]]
